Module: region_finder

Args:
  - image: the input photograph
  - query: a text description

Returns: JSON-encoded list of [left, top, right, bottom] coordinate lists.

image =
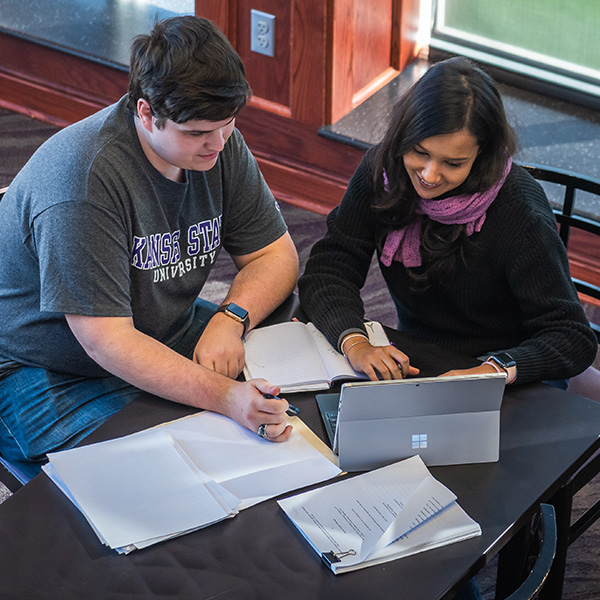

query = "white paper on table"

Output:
[[162, 411, 342, 509], [337, 501, 481, 573], [44, 429, 239, 550], [277, 455, 462, 570]]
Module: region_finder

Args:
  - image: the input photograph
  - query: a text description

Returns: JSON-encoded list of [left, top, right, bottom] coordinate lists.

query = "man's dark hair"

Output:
[[127, 16, 251, 125]]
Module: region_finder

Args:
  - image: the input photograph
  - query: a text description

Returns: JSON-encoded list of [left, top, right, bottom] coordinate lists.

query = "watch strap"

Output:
[[215, 303, 249, 336], [486, 353, 517, 384]]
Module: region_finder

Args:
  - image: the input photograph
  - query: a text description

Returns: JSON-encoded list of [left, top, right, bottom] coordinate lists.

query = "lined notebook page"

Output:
[[305, 323, 360, 381], [308, 321, 390, 383], [243, 321, 330, 388]]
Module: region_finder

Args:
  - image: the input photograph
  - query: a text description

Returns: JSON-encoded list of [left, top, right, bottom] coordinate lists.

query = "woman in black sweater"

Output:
[[299, 57, 596, 386]]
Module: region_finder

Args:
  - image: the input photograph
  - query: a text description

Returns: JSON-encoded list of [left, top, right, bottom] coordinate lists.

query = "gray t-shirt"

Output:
[[0, 97, 287, 377]]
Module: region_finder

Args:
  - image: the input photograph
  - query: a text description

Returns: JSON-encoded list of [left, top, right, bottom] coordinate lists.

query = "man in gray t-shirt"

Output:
[[0, 16, 299, 480]]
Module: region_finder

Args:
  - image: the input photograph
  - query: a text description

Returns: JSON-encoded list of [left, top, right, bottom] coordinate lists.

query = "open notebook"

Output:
[[243, 320, 389, 393]]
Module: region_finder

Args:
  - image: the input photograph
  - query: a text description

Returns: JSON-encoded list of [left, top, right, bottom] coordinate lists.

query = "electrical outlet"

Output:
[[250, 9, 275, 57]]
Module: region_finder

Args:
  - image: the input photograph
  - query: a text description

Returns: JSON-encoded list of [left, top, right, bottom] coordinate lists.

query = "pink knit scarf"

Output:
[[381, 158, 512, 268]]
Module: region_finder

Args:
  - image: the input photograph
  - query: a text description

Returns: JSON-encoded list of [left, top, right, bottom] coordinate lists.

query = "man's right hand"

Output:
[[224, 379, 292, 442], [65, 314, 293, 442]]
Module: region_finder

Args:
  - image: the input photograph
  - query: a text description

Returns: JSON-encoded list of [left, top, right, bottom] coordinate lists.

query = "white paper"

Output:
[[43, 410, 342, 552], [277, 455, 480, 573], [44, 430, 237, 550], [341, 501, 481, 573], [162, 411, 342, 509]]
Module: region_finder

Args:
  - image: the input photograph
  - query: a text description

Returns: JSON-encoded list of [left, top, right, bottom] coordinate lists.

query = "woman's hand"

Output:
[[346, 342, 420, 381], [438, 363, 504, 378]]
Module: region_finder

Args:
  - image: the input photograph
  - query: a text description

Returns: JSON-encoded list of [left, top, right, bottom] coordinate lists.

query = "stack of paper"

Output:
[[43, 411, 341, 553], [277, 455, 481, 573]]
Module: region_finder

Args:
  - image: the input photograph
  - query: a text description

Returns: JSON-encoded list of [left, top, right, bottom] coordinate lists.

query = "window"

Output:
[[430, 0, 600, 104], [0, 0, 195, 67]]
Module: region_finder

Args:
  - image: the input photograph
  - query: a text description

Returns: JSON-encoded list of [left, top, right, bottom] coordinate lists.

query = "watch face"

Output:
[[493, 353, 516, 368], [225, 303, 248, 320]]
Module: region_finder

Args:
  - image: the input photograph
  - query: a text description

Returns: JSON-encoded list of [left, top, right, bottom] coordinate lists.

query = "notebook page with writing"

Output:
[[243, 321, 330, 391], [307, 321, 390, 383]]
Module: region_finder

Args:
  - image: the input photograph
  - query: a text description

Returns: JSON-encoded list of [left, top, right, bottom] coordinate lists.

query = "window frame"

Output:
[[429, 0, 600, 111]]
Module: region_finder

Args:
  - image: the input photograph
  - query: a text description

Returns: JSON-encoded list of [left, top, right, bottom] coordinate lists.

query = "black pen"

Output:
[[264, 394, 300, 416]]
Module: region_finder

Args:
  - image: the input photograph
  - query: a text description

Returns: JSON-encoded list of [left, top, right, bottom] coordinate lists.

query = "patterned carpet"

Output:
[[0, 107, 598, 599]]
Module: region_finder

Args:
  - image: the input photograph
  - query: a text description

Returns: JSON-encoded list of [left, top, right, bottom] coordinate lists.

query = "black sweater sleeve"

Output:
[[482, 169, 597, 383], [299, 157, 380, 349], [300, 160, 597, 382]]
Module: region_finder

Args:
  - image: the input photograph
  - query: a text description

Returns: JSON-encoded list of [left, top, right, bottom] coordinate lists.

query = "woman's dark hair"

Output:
[[371, 56, 517, 290], [127, 16, 251, 125]]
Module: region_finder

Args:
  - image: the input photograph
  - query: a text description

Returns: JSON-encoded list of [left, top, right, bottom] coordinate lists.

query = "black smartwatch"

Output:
[[215, 302, 250, 337], [487, 353, 517, 383], [487, 353, 516, 371]]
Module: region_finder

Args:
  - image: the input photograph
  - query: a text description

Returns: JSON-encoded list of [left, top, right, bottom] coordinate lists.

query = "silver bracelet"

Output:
[[341, 333, 368, 353], [343, 339, 370, 358]]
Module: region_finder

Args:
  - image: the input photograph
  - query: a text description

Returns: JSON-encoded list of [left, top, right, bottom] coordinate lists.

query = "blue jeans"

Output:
[[0, 298, 217, 481]]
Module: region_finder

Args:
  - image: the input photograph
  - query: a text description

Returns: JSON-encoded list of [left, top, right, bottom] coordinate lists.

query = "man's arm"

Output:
[[65, 314, 292, 441], [194, 231, 299, 377]]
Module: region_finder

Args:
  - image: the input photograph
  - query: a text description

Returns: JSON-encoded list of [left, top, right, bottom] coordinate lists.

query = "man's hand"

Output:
[[346, 342, 420, 380], [224, 379, 292, 442], [66, 314, 293, 442], [195, 232, 298, 378], [193, 312, 246, 378]]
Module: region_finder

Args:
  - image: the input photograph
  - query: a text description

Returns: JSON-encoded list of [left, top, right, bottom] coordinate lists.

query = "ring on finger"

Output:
[[257, 423, 269, 438]]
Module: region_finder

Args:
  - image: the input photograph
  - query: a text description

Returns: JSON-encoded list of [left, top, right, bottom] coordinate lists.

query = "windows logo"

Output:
[[412, 434, 428, 449]]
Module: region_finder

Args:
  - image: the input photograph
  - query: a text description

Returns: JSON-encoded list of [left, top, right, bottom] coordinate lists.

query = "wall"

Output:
[[0, 0, 420, 213]]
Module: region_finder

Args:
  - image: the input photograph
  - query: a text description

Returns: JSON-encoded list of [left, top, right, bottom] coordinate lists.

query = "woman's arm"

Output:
[[299, 157, 419, 380]]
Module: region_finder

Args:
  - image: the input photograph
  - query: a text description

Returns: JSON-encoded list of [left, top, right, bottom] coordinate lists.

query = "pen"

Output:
[[264, 394, 301, 416]]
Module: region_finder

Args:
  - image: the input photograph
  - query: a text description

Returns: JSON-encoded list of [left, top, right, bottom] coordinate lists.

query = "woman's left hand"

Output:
[[438, 363, 502, 378]]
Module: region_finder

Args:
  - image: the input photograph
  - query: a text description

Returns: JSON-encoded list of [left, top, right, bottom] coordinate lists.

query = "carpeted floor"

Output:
[[0, 106, 598, 599]]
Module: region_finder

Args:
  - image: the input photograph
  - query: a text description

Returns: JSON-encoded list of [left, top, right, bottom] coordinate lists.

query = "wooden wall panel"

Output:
[[329, 0, 399, 124], [235, 0, 291, 111], [329, 0, 354, 124], [397, 0, 422, 70], [353, 0, 393, 93], [195, 0, 233, 35], [235, 103, 364, 211], [290, 0, 328, 126], [0, 31, 128, 127]]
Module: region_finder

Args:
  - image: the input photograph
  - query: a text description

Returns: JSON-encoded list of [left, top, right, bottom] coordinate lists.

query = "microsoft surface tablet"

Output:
[[316, 373, 506, 471]]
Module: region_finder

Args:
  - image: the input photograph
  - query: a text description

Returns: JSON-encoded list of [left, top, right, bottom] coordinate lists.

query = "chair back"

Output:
[[521, 163, 600, 341], [504, 503, 557, 600]]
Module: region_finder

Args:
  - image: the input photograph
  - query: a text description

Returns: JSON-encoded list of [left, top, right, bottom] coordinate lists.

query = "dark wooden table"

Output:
[[1, 310, 599, 600]]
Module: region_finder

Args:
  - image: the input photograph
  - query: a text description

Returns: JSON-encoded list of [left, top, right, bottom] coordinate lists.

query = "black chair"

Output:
[[520, 163, 600, 599], [521, 163, 600, 340], [500, 504, 557, 600], [0, 459, 24, 495]]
